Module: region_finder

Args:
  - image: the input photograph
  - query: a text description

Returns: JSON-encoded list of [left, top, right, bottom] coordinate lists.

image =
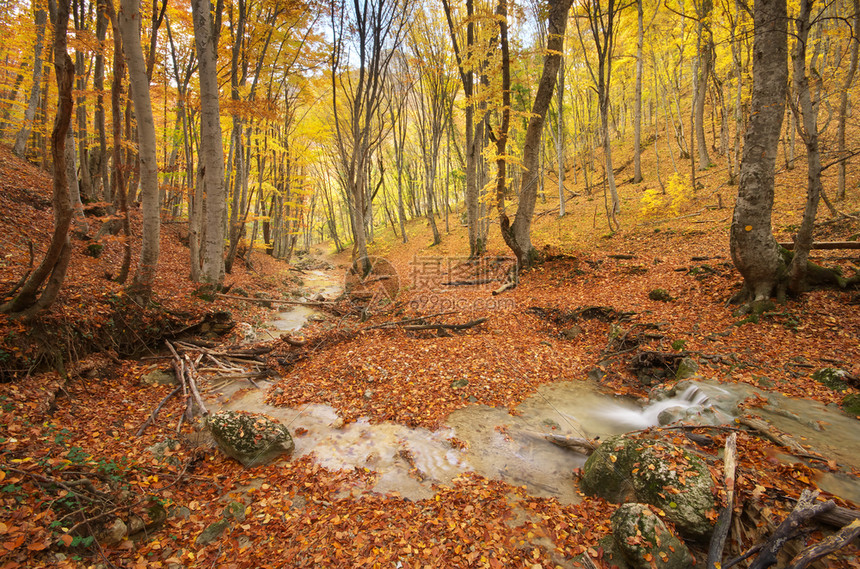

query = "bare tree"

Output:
[[329, 0, 405, 270], [500, 0, 574, 268], [576, 0, 622, 224]]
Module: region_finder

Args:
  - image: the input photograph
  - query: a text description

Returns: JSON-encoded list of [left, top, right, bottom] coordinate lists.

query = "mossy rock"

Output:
[[674, 357, 699, 380], [208, 411, 294, 467], [842, 394, 860, 416], [812, 368, 849, 392], [580, 435, 716, 540], [611, 503, 693, 569], [648, 289, 673, 302]]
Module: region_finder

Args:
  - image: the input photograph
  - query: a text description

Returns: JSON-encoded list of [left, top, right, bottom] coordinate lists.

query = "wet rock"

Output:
[[208, 411, 294, 467], [656, 406, 688, 426], [674, 357, 699, 380], [598, 535, 632, 569], [580, 435, 716, 540], [611, 503, 693, 569], [812, 368, 849, 392], [141, 369, 177, 386], [196, 519, 230, 546]]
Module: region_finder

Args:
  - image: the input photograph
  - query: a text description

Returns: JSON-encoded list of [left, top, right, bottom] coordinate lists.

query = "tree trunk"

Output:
[[837, 0, 859, 200], [786, 0, 823, 294], [695, 0, 713, 170], [729, 0, 788, 302], [1, 0, 75, 316], [12, 7, 47, 159], [120, 0, 160, 295], [500, 0, 574, 268], [192, 0, 226, 285], [632, 0, 643, 184]]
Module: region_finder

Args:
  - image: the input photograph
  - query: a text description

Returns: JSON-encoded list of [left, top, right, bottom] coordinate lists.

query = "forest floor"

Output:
[[2, 141, 860, 568]]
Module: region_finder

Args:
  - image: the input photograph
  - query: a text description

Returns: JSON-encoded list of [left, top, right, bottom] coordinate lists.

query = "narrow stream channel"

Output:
[[207, 259, 860, 506]]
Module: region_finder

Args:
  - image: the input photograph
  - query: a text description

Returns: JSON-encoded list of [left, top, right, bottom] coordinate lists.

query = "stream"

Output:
[[207, 260, 860, 506]]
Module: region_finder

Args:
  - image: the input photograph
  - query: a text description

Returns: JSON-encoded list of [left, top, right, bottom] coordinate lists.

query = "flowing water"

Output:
[[206, 377, 807, 504], [216, 262, 860, 505], [259, 269, 342, 339]]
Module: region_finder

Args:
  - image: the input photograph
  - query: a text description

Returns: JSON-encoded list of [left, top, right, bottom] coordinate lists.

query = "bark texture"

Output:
[[729, 0, 787, 301]]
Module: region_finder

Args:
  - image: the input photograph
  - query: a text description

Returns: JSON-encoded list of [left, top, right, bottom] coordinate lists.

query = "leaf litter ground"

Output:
[[1, 142, 860, 567]]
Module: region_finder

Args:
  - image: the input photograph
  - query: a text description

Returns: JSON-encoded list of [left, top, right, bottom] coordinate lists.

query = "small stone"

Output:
[[364, 389, 374, 399], [450, 378, 469, 389], [648, 288, 673, 302], [196, 519, 230, 546], [99, 518, 127, 545], [560, 325, 583, 340], [141, 369, 177, 386]]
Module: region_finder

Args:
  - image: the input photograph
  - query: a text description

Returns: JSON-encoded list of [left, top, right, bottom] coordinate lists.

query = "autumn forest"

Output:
[[1, 0, 860, 565]]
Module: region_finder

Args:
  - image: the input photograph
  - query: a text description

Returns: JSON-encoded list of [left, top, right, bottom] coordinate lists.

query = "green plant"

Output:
[[671, 339, 686, 351]]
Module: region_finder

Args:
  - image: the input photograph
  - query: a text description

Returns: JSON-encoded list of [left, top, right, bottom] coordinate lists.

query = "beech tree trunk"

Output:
[[837, 0, 859, 200], [786, 0, 823, 294], [442, 0, 483, 257], [729, 0, 788, 302], [1, 0, 75, 316], [632, 0, 643, 184], [500, 0, 574, 268], [12, 7, 47, 159], [191, 0, 226, 285], [120, 0, 160, 295]]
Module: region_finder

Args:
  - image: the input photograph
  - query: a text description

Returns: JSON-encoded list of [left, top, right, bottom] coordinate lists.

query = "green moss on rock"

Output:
[[611, 503, 693, 569], [580, 435, 716, 540], [208, 410, 294, 467]]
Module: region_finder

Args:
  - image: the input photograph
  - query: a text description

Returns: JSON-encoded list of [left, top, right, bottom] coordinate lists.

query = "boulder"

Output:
[[580, 435, 716, 540], [208, 411, 294, 467], [610, 503, 693, 569]]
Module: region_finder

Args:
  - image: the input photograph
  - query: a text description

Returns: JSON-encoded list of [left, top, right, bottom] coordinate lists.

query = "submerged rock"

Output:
[[611, 503, 693, 569], [208, 411, 294, 467], [580, 435, 716, 540]]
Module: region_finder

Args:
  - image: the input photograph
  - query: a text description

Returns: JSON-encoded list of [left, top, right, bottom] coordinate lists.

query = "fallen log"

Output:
[[748, 489, 835, 569], [442, 278, 498, 286], [778, 241, 860, 250], [787, 519, 860, 569], [402, 317, 489, 332], [364, 311, 458, 330], [708, 433, 738, 569]]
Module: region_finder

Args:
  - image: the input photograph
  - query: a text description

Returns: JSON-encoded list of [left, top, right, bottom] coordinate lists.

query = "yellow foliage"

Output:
[[639, 173, 693, 219]]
